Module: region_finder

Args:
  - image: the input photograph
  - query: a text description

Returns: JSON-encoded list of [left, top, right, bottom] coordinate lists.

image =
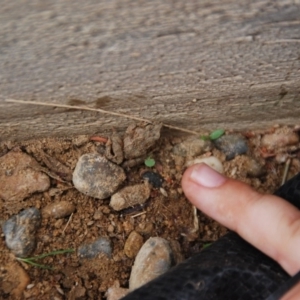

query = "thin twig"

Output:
[[192, 205, 199, 233], [62, 213, 73, 235], [5, 99, 199, 135], [131, 211, 147, 218], [161, 124, 198, 135], [6, 99, 150, 123], [281, 158, 291, 186]]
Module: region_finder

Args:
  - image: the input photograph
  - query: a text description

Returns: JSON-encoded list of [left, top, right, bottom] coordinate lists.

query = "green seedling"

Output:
[[200, 129, 225, 141], [209, 129, 225, 140], [145, 157, 155, 167], [16, 248, 75, 270]]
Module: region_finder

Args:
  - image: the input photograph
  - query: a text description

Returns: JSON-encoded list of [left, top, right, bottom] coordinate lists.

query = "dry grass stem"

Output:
[[5, 99, 198, 135]]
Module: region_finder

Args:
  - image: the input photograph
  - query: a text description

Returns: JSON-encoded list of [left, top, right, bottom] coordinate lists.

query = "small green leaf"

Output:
[[145, 157, 155, 167], [209, 129, 225, 140]]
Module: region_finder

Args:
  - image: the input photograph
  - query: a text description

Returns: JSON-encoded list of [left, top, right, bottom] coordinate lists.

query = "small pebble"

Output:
[[110, 183, 151, 211], [214, 134, 248, 160], [177, 187, 183, 194], [73, 154, 126, 199], [42, 201, 75, 219], [129, 237, 173, 290], [172, 137, 212, 157], [2, 208, 41, 257], [27, 284, 35, 290], [135, 222, 154, 235], [72, 135, 90, 147], [55, 285, 65, 295], [54, 219, 64, 229], [2, 262, 30, 297], [244, 157, 264, 177], [93, 210, 103, 220], [160, 187, 168, 197], [87, 221, 94, 226], [78, 237, 112, 259], [0, 151, 50, 202], [275, 153, 289, 164], [124, 231, 144, 258], [106, 281, 129, 300], [107, 224, 114, 233], [69, 284, 86, 299], [123, 220, 134, 234], [173, 155, 185, 168], [186, 156, 224, 174], [142, 171, 164, 188], [106, 287, 129, 300]]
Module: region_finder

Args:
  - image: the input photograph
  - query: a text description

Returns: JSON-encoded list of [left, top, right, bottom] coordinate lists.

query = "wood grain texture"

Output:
[[1, 0, 300, 141]]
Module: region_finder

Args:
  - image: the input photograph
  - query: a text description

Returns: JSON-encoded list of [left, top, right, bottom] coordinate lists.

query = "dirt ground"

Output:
[[0, 124, 299, 299]]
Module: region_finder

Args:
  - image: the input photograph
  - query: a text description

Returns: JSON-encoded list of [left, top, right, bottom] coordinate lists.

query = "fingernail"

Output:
[[190, 163, 226, 188]]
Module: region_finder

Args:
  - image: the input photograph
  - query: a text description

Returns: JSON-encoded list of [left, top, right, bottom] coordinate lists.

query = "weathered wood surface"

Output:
[[1, 0, 300, 141]]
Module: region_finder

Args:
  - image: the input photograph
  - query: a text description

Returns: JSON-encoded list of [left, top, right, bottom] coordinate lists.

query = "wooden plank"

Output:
[[1, 0, 300, 141]]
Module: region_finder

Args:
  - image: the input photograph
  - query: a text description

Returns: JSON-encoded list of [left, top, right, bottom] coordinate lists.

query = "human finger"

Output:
[[182, 163, 300, 276]]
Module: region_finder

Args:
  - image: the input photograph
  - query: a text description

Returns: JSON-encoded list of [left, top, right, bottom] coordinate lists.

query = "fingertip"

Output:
[[182, 163, 227, 189], [182, 163, 230, 218]]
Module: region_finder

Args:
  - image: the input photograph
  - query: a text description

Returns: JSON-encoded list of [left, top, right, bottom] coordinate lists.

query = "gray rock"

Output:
[[214, 134, 248, 160], [2, 208, 41, 257], [110, 183, 151, 211], [129, 237, 173, 290], [42, 201, 75, 218], [172, 137, 212, 157], [78, 237, 112, 259], [0, 151, 50, 202], [73, 154, 126, 199]]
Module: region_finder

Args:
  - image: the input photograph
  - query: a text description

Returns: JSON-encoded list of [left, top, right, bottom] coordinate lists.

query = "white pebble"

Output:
[[129, 237, 173, 290], [159, 187, 168, 197], [186, 156, 224, 174]]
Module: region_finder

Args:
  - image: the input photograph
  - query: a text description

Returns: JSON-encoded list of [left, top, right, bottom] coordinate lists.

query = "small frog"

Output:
[[105, 122, 162, 166]]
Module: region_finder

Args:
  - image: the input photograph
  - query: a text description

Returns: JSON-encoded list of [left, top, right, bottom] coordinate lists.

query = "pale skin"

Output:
[[181, 163, 300, 300]]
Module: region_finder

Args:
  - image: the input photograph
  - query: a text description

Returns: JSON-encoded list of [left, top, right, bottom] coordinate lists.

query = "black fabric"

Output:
[[122, 173, 300, 300], [265, 270, 300, 300]]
